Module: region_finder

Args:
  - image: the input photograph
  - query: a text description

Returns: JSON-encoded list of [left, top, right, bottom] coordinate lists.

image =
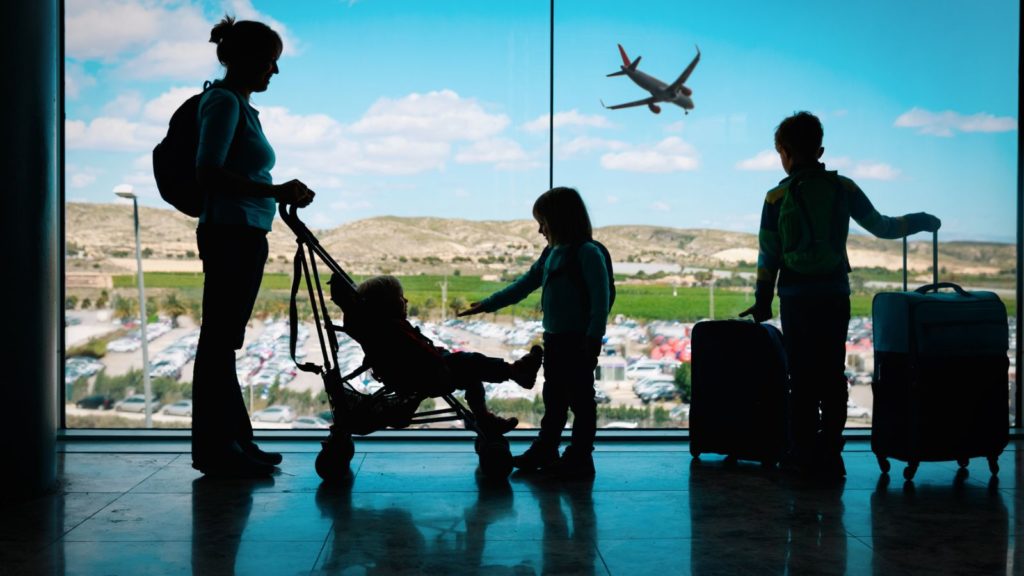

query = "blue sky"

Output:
[[65, 0, 1019, 241]]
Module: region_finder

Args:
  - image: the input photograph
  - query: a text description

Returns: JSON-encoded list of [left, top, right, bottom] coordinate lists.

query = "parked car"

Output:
[[114, 394, 160, 413], [847, 402, 871, 419], [594, 387, 611, 404], [76, 394, 113, 410], [161, 400, 193, 417], [252, 405, 294, 423], [632, 374, 676, 395], [639, 382, 679, 403], [292, 416, 330, 429]]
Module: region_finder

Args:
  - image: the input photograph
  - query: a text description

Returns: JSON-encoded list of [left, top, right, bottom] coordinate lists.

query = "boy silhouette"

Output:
[[741, 111, 940, 481]]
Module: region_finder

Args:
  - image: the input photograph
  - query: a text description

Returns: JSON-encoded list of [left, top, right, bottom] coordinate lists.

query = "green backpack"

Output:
[[777, 171, 851, 276]]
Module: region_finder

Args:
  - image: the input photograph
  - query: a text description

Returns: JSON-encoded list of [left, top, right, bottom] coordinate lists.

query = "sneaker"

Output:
[[545, 446, 595, 479], [239, 440, 283, 466], [511, 345, 544, 390], [193, 442, 274, 478], [476, 412, 519, 437], [512, 443, 560, 472]]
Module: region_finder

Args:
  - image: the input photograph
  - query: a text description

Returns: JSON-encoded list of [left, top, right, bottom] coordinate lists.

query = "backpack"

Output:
[[777, 171, 851, 276], [541, 239, 616, 312], [152, 82, 243, 217]]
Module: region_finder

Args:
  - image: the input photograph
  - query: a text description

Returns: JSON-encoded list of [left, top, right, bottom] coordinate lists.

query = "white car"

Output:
[[252, 405, 295, 423], [161, 400, 193, 417], [847, 402, 871, 419], [291, 416, 330, 429], [114, 394, 161, 413]]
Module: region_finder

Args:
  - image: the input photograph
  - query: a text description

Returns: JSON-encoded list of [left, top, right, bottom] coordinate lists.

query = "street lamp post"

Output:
[[115, 185, 153, 428]]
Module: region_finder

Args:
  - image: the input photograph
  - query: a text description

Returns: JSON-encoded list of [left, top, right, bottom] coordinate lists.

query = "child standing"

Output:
[[740, 111, 941, 481], [459, 187, 610, 478], [352, 275, 543, 436]]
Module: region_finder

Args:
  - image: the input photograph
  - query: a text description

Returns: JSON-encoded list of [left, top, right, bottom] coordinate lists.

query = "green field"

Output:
[[113, 272, 1016, 322]]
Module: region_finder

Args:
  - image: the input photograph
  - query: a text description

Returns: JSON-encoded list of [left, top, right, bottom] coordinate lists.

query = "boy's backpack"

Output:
[[777, 171, 851, 276], [541, 239, 616, 312], [151, 82, 243, 217]]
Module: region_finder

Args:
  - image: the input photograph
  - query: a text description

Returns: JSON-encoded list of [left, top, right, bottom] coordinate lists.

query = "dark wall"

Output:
[[0, 0, 60, 499]]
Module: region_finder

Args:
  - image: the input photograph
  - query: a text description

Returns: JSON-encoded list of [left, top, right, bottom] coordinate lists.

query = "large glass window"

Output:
[[64, 1, 1018, 430]]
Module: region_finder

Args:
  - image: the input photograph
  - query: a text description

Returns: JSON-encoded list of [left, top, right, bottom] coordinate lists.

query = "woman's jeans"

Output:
[[191, 223, 268, 462]]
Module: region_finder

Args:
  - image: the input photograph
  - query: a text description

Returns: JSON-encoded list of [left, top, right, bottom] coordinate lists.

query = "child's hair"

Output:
[[357, 275, 404, 318], [209, 15, 283, 68], [774, 111, 823, 161], [532, 187, 593, 245]]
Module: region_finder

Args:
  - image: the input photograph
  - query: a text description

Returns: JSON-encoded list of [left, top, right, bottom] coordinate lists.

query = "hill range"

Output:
[[65, 202, 1014, 279]]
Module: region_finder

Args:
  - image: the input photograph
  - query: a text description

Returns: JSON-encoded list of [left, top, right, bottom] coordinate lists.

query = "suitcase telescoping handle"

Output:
[[902, 230, 939, 292]]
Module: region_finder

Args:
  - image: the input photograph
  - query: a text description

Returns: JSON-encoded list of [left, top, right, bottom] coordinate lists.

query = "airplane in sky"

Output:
[[602, 44, 701, 114]]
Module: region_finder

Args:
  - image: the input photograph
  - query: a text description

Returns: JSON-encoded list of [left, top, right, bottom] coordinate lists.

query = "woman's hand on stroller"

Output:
[[457, 301, 486, 317], [274, 179, 315, 207]]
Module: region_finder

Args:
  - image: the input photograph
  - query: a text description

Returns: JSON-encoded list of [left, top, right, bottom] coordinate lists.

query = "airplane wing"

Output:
[[601, 96, 657, 110], [667, 46, 701, 93]]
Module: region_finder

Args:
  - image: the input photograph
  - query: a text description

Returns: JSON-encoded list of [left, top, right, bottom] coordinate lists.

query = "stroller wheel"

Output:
[[478, 436, 513, 479], [315, 434, 355, 482]]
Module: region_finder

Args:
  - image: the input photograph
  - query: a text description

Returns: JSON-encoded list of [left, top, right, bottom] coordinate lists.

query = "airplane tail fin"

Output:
[[617, 44, 631, 67], [608, 44, 640, 76]]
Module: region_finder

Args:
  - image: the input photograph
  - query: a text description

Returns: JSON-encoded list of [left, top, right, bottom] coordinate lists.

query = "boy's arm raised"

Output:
[[845, 178, 940, 237]]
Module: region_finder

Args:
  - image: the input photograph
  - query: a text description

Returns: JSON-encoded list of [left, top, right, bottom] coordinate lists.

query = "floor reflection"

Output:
[[191, 475, 274, 576], [519, 475, 598, 576], [870, 472, 1009, 575], [688, 459, 847, 575], [315, 472, 537, 575]]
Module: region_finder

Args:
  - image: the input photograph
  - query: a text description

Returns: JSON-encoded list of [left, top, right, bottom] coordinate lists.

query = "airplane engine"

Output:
[[679, 86, 692, 97], [648, 103, 662, 114]]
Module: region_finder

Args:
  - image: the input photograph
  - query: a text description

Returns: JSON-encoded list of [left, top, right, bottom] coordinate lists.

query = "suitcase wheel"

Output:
[[876, 455, 890, 474], [987, 456, 1000, 476], [956, 458, 969, 469], [903, 461, 919, 481]]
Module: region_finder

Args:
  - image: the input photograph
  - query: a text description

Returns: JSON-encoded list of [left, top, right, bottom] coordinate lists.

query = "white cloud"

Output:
[[64, 63, 96, 99], [557, 136, 628, 159], [120, 41, 219, 81], [66, 1, 298, 82], [455, 138, 528, 166], [65, 117, 164, 151], [601, 137, 699, 173], [259, 106, 344, 148], [663, 120, 686, 133], [652, 201, 672, 212], [850, 162, 900, 181], [606, 195, 620, 204], [66, 0, 210, 62], [894, 107, 1017, 137], [102, 92, 144, 118], [736, 149, 780, 171], [522, 109, 612, 133], [142, 87, 200, 125], [68, 165, 102, 189], [350, 90, 509, 141]]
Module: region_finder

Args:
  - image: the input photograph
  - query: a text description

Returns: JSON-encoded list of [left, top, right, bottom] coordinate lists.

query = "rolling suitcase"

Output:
[[689, 319, 788, 466], [871, 232, 1009, 480]]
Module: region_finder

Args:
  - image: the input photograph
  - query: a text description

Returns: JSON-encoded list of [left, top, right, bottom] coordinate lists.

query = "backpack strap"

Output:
[[289, 244, 322, 374]]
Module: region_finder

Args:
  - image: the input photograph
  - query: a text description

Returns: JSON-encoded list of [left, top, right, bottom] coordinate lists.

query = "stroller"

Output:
[[279, 205, 515, 481]]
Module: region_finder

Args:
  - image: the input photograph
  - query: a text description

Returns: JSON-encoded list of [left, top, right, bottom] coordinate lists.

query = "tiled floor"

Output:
[[1, 438, 1020, 575]]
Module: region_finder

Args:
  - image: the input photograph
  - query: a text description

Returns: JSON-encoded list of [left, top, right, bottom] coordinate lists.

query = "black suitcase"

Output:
[[871, 233, 1010, 480], [689, 319, 788, 466]]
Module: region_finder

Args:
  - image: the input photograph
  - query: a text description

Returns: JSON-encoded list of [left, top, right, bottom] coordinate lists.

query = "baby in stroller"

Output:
[[348, 275, 543, 436]]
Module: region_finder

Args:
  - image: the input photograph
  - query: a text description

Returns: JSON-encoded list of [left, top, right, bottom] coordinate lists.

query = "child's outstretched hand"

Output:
[[457, 302, 486, 317]]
